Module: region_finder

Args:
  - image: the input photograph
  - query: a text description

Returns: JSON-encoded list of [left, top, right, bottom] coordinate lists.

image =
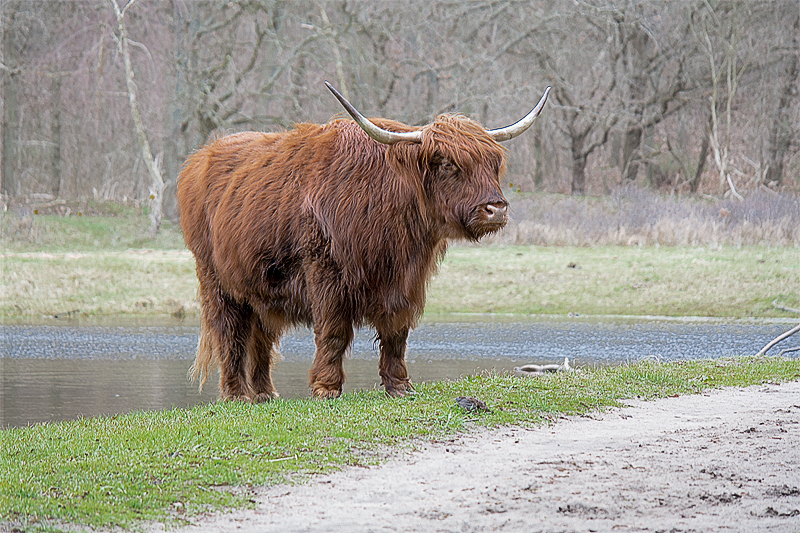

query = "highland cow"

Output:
[[178, 82, 550, 400]]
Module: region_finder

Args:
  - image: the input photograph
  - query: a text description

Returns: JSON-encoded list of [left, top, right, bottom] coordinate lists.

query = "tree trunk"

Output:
[[690, 114, 712, 194], [569, 127, 591, 196], [621, 125, 643, 182], [51, 75, 63, 198], [2, 1, 20, 198], [571, 134, 587, 195], [764, 9, 799, 187], [619, 19, 649, 185], [1, 71, 17, 198], [571, 157, 587, 195], [110, 0, 165, 237], [533, 134, 544, 190]]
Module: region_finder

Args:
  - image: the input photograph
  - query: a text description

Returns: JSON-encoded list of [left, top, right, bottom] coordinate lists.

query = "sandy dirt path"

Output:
[[165, 382, 800, 532]]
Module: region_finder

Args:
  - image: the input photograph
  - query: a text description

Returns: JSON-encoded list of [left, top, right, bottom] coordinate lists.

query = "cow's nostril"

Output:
[[485, 203, 508, 222]]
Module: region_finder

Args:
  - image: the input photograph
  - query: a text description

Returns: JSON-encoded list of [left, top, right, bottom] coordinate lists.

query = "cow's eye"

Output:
[[438, 159, 457, 175]]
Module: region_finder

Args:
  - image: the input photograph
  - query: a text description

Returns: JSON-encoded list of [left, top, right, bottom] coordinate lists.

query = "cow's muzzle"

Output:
[[484, 201, 508, 225]]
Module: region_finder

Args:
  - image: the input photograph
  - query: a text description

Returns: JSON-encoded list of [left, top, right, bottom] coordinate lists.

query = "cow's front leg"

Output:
[[309, 319, 353, 399], [376, 326, 414, 397]]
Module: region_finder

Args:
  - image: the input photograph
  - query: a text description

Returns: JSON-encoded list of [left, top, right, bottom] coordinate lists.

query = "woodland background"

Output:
[[1, 0, 799, 229]]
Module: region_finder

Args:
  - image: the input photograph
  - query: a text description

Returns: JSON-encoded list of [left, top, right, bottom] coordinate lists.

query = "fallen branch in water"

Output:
[[778, 346, 800, 357], [772, 298, 800, 315], [514, 358, 571, 377], [756, 323, 800, 356]]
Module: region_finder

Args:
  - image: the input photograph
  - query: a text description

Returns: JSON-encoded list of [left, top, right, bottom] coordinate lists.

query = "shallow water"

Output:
[[1, 316, 794, 428]]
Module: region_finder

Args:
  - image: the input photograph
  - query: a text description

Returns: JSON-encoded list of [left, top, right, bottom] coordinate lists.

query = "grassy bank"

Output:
[[2, 357, 799, 531], [1, 250, 199, 319], [3, 204, 799, 320], [2, 244, 799, 320], [428, 245, 800, 317]]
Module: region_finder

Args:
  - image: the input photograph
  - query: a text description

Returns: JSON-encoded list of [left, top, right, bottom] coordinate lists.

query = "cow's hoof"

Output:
[[385, 383, 415, 398], [220, 394, 249, 402], [251, 391, 279, 403], [312, 386, 342, 399]]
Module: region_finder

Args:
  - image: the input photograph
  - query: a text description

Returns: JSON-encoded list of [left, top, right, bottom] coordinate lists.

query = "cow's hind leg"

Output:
[[309, 319, 353, 399], [206, 286, 254, 401], [246, 314, 283, 403], [189, 288, 218, 390], [306, 254, 354, 399], [376, 325, 414, 397]]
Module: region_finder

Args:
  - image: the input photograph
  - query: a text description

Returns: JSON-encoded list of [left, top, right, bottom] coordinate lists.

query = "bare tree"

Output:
[[612, 1, 694, 184], [109, 0, 164, 236], [174, 1, 328, 144], [692, 1, 750, 197], [668, 110, 712, 194], [764, 4, 799, 187], [1, 0, 22, 198], [3, 0, 799, 207], [534, 7, 620, 195]]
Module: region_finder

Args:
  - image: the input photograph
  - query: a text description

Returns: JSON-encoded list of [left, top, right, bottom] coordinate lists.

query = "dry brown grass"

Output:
[[490, 188, 800, 247]]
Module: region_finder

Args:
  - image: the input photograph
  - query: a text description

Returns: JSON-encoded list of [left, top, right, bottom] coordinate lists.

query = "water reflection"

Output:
[[1, 316, 793, 428]]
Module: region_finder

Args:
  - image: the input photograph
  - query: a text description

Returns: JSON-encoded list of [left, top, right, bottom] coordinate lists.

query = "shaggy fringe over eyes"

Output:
[[422, 114, 507, 175]]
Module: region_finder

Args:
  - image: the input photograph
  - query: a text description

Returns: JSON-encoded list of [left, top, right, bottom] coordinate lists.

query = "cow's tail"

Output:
[[189, 306, 218, 392]]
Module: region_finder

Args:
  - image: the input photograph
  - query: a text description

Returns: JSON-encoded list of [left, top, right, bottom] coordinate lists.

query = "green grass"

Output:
[[1, 250, 199, 319], [3, 244, 799, 320], [428, 245, 800, 317], [2, 357, 799, 532]]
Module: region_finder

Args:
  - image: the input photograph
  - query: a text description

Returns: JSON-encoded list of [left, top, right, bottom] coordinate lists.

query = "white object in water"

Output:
[[513, 357, 571, 377]]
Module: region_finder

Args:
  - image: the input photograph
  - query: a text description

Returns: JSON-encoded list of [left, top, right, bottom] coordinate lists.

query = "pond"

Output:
[[1, 315, 794, 428]]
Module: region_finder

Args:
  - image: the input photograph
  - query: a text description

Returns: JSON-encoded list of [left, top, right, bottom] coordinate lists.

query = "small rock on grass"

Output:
[[455, 396, 492, 413]]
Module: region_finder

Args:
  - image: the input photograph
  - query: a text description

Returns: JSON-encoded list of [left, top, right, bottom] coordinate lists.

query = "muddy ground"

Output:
[[160, 382, 800, 532]]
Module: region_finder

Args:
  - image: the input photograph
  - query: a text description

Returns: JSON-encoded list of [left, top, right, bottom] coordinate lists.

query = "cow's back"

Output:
[[177, 121, 431, 325], [177, 131, 304, 291]]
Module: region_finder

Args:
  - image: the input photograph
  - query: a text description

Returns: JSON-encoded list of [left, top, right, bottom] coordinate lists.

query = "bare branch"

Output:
[[120, 0, 137, 19], [756, 323, 800, 357], [726, 174, 743, 201], [773, 299, 800, 315]]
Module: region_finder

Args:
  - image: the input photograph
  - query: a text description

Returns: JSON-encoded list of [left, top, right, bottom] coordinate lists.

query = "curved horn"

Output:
[[325, 81, 423, 145], [488, 86, 551, 142]]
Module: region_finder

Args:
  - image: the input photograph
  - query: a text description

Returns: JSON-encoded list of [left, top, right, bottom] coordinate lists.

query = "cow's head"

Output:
[[326, 82, 550, 241]]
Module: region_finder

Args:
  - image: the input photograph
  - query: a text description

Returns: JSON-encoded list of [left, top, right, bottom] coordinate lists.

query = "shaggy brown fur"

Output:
[[177, 114, 509, 400]]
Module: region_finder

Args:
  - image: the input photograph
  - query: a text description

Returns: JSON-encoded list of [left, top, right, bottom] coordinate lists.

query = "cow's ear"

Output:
[[386, 143, 426, 185], [386, 143, 428, 213]]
